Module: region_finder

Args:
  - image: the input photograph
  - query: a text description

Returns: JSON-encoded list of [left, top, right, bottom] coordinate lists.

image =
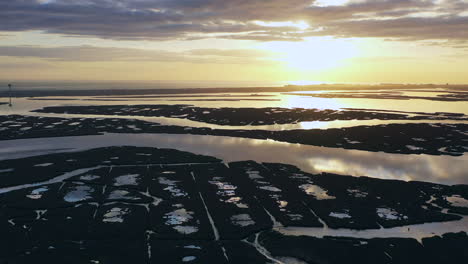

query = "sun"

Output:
[[258, 37, 359, 71]]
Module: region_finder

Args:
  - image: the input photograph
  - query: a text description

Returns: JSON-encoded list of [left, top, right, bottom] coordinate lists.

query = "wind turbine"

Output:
[[8, 84, 12, 107]]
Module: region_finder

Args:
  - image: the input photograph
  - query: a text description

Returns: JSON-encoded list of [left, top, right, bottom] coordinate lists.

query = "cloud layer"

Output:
[[0, 45, 276, 64], [1, 0, 467, 42]]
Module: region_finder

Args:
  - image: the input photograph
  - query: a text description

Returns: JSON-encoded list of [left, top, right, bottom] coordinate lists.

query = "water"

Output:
[[1, 89, 468, 185], [1, 133, 466, 185], [2, 89, 468, 114], [277, 216, 468, 243], [1, 88, 467, 246]]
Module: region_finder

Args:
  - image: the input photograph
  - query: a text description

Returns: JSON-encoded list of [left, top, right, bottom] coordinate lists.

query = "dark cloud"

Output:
[[1, 0, 467, 42], [308, 16, 468, 40]]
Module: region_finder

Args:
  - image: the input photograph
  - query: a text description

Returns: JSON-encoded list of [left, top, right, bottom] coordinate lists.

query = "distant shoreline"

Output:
[[2, 84, 468, 98]]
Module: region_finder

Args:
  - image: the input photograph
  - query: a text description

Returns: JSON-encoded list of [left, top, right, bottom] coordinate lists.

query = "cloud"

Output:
[[0, 61, 56, 69], [0, 45, 276, 64], [1, 0, 468, 43], [188, 48, 275, 57], [307, 16, 468, 40]]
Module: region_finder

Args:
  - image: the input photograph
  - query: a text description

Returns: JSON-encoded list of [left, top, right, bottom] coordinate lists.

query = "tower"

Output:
[[8, 84, 12, 107]]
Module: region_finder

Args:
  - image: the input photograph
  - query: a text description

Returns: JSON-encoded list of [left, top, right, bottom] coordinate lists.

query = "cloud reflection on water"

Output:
[[0, 133, 466, 185]]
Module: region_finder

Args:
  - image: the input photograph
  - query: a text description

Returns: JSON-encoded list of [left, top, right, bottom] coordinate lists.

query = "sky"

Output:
[[1, 0, 468, 84]]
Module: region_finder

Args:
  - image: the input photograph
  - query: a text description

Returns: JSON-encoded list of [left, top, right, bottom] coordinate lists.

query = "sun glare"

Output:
[[288, 80, 325, 85], [281, 92, 344, 109], [259, 37, 359, 71]]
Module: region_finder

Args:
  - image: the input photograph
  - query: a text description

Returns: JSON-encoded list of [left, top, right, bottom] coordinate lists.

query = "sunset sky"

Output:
[[1, 0, 468, 84]]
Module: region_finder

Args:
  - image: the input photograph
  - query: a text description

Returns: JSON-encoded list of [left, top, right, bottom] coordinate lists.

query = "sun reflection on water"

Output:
[[280, 94, 344, 110]]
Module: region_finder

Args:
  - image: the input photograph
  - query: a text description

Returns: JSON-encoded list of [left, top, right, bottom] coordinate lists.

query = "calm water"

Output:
[[1, 88, 467, 252], [2, 90, 468, 114], [1, 89, 467, 185], [1, 133, 467, 185]]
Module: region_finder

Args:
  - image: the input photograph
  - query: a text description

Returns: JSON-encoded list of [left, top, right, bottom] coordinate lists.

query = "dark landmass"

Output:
[[2, 83, 468, 97], [27, 94, 278, 101], [288, 90, 468, 102], [26, 98, 77, 101], [1, 115, 467, 156], [33, 105, 468, 126], [343, 108, 466, 117], [157, 99, 280, 102], [0, 147, 467, 263], [30, 99, 281, 102], [93, 94, 277, 99]]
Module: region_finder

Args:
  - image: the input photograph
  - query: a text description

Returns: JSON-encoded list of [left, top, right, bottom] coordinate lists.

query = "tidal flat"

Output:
[[0, 87, 467, 263]]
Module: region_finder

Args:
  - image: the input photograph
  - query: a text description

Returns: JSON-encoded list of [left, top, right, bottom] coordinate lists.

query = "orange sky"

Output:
[[1, 0, 467, 84]]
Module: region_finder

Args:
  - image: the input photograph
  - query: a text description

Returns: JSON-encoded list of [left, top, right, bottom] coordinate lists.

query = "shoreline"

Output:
[[2, 83, 468, 98]]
